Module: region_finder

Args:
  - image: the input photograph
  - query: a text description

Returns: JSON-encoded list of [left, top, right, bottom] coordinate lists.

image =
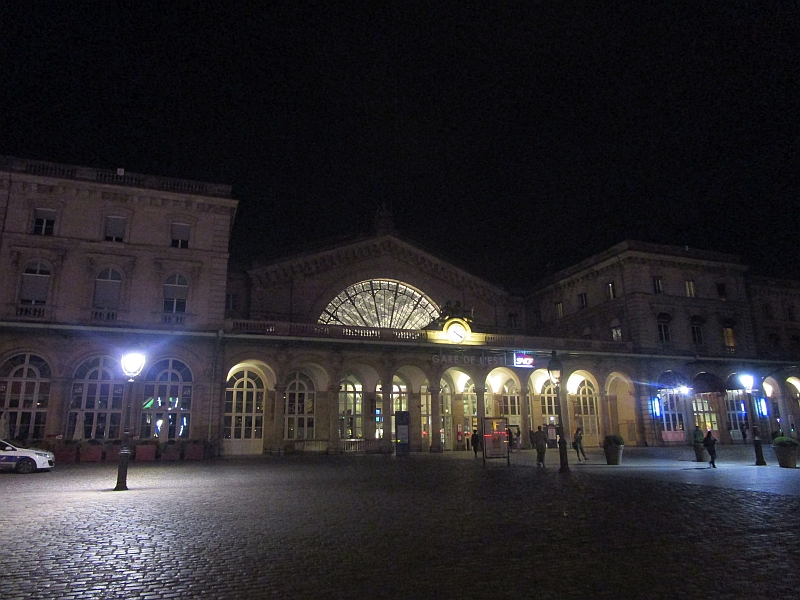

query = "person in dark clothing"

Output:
[[532, 426, 547, 468], [741, 424, 747, 444], [573, 427, 587, 461], [471, 430, 481, 457], [702, 430, 717, 468]]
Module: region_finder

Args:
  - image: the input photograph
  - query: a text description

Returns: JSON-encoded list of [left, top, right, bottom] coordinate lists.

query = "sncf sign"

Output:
[[513, 353, 535, 368]]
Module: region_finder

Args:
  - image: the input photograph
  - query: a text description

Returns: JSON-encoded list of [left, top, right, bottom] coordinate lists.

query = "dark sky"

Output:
[[2, 1, 797, 290]]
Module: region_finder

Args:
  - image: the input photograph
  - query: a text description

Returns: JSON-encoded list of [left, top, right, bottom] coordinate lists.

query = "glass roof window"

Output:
[[319, 280, 440, 329]]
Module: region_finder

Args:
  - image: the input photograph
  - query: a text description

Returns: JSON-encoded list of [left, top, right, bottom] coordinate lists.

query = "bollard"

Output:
[[114, 445, 131, 490], [752, 427, 767, 466]]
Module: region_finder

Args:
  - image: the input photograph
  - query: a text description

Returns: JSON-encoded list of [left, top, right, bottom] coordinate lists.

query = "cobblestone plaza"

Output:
[[2, 449, 799, 600]]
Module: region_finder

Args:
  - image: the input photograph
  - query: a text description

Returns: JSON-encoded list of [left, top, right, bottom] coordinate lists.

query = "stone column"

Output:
[[519, 380, 531, 449], [328, 383, 341, 453], [476, 386, 486, 435], [274, 384, 286, 453], [381, 372, 394, 453], [429, 386, 442, 453]]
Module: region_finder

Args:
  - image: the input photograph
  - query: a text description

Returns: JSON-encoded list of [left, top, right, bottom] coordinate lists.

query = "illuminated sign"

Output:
[[513, 353, 535, 367], [652, 397, 661, 417]]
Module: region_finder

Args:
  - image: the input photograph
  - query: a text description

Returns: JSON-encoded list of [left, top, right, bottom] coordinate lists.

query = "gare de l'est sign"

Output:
[[431, 352, 536, 367]]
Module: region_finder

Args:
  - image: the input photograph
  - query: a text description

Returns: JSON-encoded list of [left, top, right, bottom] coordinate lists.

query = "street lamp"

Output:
[[115, 352, 146, 491], [548, 350, 569, 474], [740, 373, 767, 466]]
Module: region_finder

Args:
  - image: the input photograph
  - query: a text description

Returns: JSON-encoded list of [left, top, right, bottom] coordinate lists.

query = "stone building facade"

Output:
[[1, 156, 798, 457]]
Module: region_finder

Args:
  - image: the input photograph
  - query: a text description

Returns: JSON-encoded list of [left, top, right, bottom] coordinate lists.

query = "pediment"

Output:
[[248, 234, 506, 302]]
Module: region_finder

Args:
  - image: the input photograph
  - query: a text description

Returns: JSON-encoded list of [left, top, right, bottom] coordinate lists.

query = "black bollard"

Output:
[[557, 428, 570, 474], [114, 444, 131, 490], [752, 427, 767, 466]]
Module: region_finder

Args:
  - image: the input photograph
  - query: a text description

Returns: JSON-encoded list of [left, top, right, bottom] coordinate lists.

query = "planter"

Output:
[[161, 446, 181, 461], [80, 445, 103, 462], [54, 445, 79, 464], [184, 443, 205, 460], [693, 444, 707, 463], [134, 444, 157, 461], [104, 444, 122, 462], [774, 446, 798, 468], [604, 444, 624, 465]]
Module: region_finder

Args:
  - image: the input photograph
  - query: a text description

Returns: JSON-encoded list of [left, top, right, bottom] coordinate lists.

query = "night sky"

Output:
[[2, 2, 797, 290]]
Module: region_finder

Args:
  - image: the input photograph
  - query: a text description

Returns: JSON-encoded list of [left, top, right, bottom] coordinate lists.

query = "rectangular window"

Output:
[[533, 310, 541, 326], [658, 323, 671, 342], [555, 302, 563, 319], [508, 313, 518, 328], [723, 327, 736, 352], [611, 326, 622, 342], [33, 209, 57, 236], [606, 282, 616, 300], [716, 283, 727, 300], [225, 293, 238, 311], [170, 222, 190, 248], [652, 277, 664, 295], [691, 325, 704, 345], [104, 216, 126, 242], [685, 280, 695, 297], [578, 293, 588, 310]]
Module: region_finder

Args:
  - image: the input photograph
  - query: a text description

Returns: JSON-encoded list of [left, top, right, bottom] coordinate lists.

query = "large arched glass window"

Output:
[[539, 381, 559, 427], [285, 372, 315, 440], [69, 356, 125, 440], [573, 379, 600, 446], [20, 261, 50, 305], [339, 375, 363, 439], [224, 368, 265, 440], [318, 280, 439, 329], [0, 353, 51, 440], [501, 380, 520, 417], [140, 358, 192, 440]]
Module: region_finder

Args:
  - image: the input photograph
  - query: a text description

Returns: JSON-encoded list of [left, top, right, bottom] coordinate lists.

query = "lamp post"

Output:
[[548, 351, 569, 474], [740, 374, 767, 466], [115, 352, 146, 491]]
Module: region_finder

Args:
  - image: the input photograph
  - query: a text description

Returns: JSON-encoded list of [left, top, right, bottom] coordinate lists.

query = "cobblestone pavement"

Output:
[[2, 450, 799, 600]]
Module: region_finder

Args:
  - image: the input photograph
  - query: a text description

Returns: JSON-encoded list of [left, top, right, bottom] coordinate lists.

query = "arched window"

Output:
[[285, 372, 315, 440], [163, 274, 188, 313], [501, 380, 520, 417], [318, 280, 439, 329], [539, 381, 559, 427], [0, 353, 51, 440], [140, 359, 192, 440], [20, 261, 50, 305], [93, 268, 122, 309], [574, 379, 600, 446], [657, 313, 671, 343], [69, 356, 126, 440], [224, 368, 265, 440], [339, 375, 363, 439]]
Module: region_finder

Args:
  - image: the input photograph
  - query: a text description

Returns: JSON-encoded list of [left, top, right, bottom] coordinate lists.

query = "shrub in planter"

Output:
[[80, 439, 104, 462], [104, 439, 122, 461], [602, 435, 625, 465], [134, 440, 157, 461], [54, 440, 79, 463], [772, 436, 799, 469], [160, 440, 182, 461], [183, 440, 205, 460]]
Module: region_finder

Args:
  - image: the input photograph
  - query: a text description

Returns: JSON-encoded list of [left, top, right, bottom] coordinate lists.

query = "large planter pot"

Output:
[[604, 444, 624, 465], [774, 446, 798, 468], [184, 443, 205, 460], [135, 444, 157, 461], [693, 444, 707, 463], [54, 445, 79, 464], [80, 445, 103, 462], [104, 444, 122, 462], [161, 446, 181, 461]]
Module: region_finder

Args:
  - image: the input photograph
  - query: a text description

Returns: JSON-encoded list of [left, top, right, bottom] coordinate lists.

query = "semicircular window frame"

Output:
[[318, 279, 440, 329]]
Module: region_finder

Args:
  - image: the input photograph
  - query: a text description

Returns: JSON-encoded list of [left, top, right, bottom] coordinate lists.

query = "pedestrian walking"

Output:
[[532, 425, 547, 467], [740, 424, 747, 444], [706, 430, 718, 467], [573, 427, 587, 461], [471, 430, 481, 457]]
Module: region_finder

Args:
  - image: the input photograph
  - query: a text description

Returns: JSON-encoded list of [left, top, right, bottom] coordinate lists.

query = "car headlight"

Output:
[[35, 452, 50, 458]]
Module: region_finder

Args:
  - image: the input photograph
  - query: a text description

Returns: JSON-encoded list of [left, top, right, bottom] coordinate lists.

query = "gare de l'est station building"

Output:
[[1, 155, 800, 455]]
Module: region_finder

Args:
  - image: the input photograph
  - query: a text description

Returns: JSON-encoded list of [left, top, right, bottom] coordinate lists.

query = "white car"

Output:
[[0, 439, 55, 473]]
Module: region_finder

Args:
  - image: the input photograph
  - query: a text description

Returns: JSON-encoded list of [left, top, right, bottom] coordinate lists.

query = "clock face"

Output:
[[447, 323, 467, 343]]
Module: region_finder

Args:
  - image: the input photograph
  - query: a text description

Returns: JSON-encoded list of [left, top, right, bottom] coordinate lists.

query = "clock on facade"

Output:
[[445, 320, 468, 344]]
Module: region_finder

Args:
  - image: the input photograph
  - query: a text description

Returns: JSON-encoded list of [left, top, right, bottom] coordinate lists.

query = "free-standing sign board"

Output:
[[483, 417, 510, 467], [395, 410, 410, 456]]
